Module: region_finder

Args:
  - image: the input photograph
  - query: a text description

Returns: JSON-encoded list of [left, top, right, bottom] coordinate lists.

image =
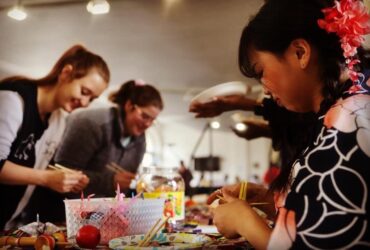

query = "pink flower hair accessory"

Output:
[[317, 0, 370, 83]]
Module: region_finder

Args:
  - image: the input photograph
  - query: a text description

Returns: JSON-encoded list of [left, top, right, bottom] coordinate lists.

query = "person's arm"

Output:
[[189, 94, 261, 118], [0, 91, 23, 171], [0, 91, 88, 192], [207, 182, 276, 220], [0, 160, 87, 193], [0, 161, 48, 185], [235, 202, 272, 250], [211, 190, 272, 250]]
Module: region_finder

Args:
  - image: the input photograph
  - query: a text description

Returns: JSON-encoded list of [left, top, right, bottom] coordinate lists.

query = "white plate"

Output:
[[190, 81, 250, 104]]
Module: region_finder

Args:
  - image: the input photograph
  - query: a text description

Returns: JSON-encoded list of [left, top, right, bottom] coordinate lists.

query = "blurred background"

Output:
[[1, 0, 369, 187]]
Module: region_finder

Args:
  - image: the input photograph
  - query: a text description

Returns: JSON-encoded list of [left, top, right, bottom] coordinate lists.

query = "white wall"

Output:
[[247, 138, 272, 184]]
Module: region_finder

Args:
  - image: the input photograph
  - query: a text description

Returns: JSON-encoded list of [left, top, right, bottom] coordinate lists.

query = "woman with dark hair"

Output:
[[0, 44, 110, 229], [54, 79, 163, 196], [209, 0, 370, 249]]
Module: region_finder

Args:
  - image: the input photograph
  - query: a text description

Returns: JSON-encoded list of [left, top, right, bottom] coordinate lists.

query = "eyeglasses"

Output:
[[134, 105, 156, 123]]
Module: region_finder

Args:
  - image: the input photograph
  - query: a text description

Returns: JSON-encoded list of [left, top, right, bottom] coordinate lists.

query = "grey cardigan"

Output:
[[54, 106, 146, 197]]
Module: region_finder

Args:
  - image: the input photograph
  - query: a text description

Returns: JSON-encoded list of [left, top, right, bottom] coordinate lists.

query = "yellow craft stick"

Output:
[[238, 181, 248, 201], [241, 182, 245, 200], [239, 182, 246, 200], [141, 217, 170, 247], [139, 218, 162, 247], [243, 182, 248, 201], [238, 182, 243, 199]]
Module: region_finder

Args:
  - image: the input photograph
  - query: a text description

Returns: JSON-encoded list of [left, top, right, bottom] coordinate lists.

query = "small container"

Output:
[[136, 166, 185, 221], [64, 198, 165, 244]]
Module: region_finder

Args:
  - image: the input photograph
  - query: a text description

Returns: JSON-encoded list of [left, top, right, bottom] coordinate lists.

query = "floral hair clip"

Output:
[[134, 79, 146, 86], [318, 0, 370, 85]]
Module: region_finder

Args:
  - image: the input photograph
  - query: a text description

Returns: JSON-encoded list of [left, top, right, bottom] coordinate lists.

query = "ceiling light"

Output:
[[210, 121, 220, 129], [7, 4, 27, 21], [87, 0, 110, 15], [235, 122, 247, 132]]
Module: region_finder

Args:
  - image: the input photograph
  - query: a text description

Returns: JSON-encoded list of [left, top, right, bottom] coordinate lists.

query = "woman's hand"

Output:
[[189, 95, 258, 118], [207, 183, 241, 204], [43, 170, 89, 193], [208, 182, 269, 204], [207, 182, 276, 220], [114, 169, 136, 190], [211, 190, 272, 249], [71, 172, 90, 193], [211, 190, 251, 239]]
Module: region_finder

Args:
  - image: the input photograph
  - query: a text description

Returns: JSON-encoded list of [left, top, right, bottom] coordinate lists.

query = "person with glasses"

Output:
[[22, 79, 163, 224]]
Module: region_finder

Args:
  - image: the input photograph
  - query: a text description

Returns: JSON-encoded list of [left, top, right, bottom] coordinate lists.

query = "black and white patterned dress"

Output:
[[268, 73, 370, 249]]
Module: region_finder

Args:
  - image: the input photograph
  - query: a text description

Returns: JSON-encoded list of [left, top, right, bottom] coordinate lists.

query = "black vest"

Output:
[[0, 80, 46, 230]]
